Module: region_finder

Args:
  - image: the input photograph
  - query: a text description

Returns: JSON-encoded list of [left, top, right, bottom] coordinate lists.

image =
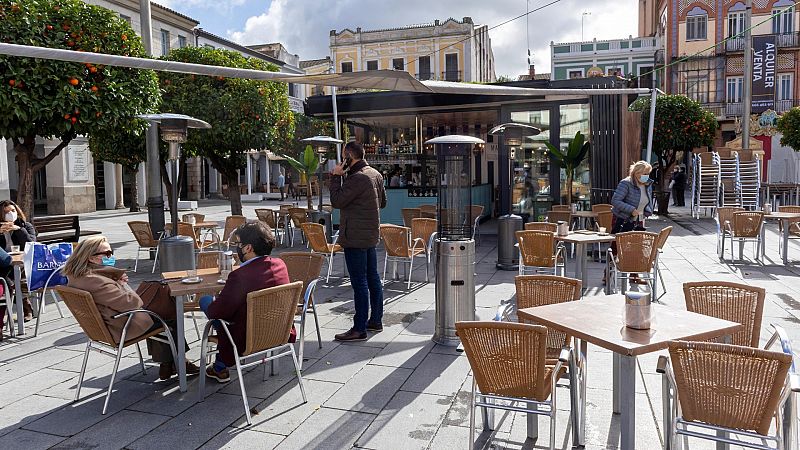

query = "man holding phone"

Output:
[[330, 142, 387, 341]]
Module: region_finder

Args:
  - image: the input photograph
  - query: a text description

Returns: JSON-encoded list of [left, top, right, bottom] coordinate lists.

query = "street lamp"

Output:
[[582, 11, 591, 41]]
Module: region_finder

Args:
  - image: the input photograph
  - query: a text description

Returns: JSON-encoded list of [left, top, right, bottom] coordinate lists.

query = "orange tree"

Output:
[[160, 46, 294, 215], [776, 107, 800, 151], [0, 0, 159, 217]]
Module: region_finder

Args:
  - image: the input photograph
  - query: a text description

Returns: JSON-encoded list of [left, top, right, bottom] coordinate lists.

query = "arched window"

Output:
[[686, 6, 709, 41], [772, 0, 794, 34]]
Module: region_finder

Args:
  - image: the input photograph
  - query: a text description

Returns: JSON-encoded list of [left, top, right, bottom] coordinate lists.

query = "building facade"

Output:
[[550, 36, 660, 87], [329, 17, 496, 84], [300, 57, 333, 97]]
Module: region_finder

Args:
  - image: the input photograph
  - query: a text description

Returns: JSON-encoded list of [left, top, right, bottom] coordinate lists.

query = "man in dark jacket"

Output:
[[330, 142, 387, 341], [200, 222, 290, 382]]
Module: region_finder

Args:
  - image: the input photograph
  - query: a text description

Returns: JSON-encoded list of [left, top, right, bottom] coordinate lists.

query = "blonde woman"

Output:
[[611, 160, 653, 233], [63, 236, 198, 380]]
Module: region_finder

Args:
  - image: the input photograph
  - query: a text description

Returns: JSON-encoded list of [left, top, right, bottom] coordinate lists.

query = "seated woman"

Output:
[[0, 200, 36, 321], [62, 236, 199, 380]]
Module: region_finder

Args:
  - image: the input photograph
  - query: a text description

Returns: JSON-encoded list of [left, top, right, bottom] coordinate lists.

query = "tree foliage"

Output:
[[0, 0, 159, 217], [88, 119, 150, 211], [290, 113, 333, 154], [283, 145, 320, 210], [776, 107, 800, 152], [545, 131, 590, 205], [159, 46, 294, 215]]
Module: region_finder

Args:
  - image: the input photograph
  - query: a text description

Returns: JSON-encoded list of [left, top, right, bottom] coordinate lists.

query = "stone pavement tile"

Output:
[[302, 343, 381, 384], [321, 314, 358, 331], [0, 368, 75, 408], [580, 387, 662, 449], [0, 394, 70, 437], [127, 391, 257, 450], [356, 391, 452, 450], [312, 325, 386, 349], [218, 363, 299, 400], [23, 379, 157, 437], [384, 298, 432, 315], [442, 375, 514, 433], [428, 425, 498, 450], [369, 332, 435, 369], [0, 428, 65, 450], [50, 410, 169, 449], [38, 356, 144, 401], [402, 309, 434, 336], [278, 407, 375, 450], [324, 364, 412, 414], [128, 376, 229, 417], [200, 427, 284, 449], [0, 327, 83, 359], [399, 352, 470, 397], [235, 379, 342, 434], [501, 409, 575, 450]]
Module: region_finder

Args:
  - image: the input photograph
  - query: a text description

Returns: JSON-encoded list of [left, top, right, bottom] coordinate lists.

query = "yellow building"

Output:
[[329, 17, 495, 84]]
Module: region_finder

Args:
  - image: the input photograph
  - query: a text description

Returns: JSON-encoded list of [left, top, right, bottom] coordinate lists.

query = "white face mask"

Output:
[[5, 211, 17, 223]]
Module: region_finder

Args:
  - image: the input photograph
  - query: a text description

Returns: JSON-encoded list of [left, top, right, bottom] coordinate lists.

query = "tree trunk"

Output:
[[565, 169, 574, 206], [129, 167, 140, 212], [227, 177, 243, 216], [15, 144, 35, 219]]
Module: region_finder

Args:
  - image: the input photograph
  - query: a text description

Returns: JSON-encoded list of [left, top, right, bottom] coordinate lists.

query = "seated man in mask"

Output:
[[199, 222, 290, 382]]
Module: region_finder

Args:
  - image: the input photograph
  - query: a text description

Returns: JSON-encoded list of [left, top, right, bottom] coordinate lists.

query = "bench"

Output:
[[33, 215, 101, 244]]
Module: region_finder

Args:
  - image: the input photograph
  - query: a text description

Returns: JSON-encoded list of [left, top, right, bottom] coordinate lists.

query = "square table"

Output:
[[164, 267, 226, 392], [760, 212, 800, 265], [555, 232, 616, 292], [518, 296, 742, 450], [571, 210, 598, 230]]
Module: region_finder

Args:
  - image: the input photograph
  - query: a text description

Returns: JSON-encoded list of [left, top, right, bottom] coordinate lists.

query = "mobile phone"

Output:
[[342, 157, 353, 170]]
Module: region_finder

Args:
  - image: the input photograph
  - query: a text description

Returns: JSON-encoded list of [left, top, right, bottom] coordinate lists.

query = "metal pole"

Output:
[[332, 86, 341, 162], [742, 0, 753, 150], [140, 0, 165, 237], [169, 143, 180, 234], [645, 88, 657, 163]]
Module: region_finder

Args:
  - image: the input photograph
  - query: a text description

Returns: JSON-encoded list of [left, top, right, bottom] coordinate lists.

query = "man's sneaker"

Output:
[[205, 365, 231, 383], [334, 329, 368, 342], [366, 322, 383, 333]]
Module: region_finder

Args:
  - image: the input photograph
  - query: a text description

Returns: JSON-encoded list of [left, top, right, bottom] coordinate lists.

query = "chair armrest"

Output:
[[332, 231, 340, 245], [558, 346, 572, 364], [656, 355, 668, 374], [301, 278, 320, 316], [411, 238, 425, 253], [495, 302, 513, 322]]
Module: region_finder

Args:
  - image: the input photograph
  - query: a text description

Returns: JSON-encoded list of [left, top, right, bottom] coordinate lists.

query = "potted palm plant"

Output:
[[282, 145, 319, 210], [545, 131, 590, 205]]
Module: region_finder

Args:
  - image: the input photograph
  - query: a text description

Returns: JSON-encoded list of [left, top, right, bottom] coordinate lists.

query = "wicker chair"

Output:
[[255, 208, 284, 243], [128, 221, 161, 273], [300, 222, 343, 283], [419, 204, 437, 219], [198, 281, 306, 425], [683, 281, 766, 348], [401, 208, 422, 227], [777, 206, 800, 256], [456, 321, 574, 450], [606, 231, 660, 296], [552, 205, 571, 211], [657, 338, 799, 450], [516, 230, 565, 276], [715, 206, 745, 255], [287, 208, 309, 247], [525, 222, 557, 232], [279, 252, 325, 370], [222, 215, 247, 246], [55, 286, 177, 415], [182, 213, 205, 224], [721, 211, 765, 262], [652, 226, 673, 300], [380, 224, 428, 289], [591, 203, 612, 214]]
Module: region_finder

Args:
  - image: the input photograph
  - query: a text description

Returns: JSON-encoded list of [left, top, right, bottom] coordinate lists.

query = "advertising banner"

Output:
[[751, 35, 777, 114]]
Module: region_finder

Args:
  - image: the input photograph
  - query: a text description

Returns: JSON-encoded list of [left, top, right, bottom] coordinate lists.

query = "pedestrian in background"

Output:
[[277, 169, 286, 201]]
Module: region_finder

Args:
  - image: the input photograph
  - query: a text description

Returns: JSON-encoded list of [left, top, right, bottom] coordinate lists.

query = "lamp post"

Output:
[[582, 11, 591, 41]]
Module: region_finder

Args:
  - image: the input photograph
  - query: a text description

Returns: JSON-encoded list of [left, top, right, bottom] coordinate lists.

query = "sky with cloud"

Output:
[[157, 0, 639, 77]]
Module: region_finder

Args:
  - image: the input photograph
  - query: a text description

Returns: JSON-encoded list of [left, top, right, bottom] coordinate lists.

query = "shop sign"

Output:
[[751, 35, 776, 114], [288, 96, 304, 113]]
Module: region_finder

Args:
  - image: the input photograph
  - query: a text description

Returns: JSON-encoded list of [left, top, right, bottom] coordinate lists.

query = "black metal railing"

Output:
[[441, 70, 462, 82], [726, 32, 800, 52]]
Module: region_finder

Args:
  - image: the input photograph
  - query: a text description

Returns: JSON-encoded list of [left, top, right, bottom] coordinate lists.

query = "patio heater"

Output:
[[301, 135, 343, 242], [426, 135, 484, 346], [138, 113, 211, 272], [489, 123, 541, 270]]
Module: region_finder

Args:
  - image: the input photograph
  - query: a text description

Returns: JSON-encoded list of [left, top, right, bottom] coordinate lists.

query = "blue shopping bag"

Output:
[[23, 242, 72, 291]]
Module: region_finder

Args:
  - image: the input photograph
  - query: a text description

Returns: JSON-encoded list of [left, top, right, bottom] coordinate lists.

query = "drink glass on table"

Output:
[[10, 245, 20, 253], [598, 227, 607, 234], [187, 269, 197, 279]]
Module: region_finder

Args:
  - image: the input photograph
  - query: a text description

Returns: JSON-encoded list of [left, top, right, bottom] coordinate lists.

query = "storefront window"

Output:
[[509, 110, 551, 221], [559, 104, 590, 208]]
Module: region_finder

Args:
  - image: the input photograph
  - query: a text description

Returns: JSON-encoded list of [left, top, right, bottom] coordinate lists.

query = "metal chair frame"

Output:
[[605, 231, 661, 299], [296, 279, 320, 370], [0, 277, 14, 338], [301, 222, 343, 283], [380, 224, 429, 289], [516, 230, 566, 277], [721, 211, 765, 263]]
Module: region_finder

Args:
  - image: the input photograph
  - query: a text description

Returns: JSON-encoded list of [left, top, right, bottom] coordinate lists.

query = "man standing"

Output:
[[200, 222, 290, 382], [277, 169, 286, 201], [330, 142, 387, 341]]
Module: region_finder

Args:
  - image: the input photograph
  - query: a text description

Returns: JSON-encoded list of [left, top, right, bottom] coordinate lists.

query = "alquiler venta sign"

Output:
[[751, 35, 777, 114]]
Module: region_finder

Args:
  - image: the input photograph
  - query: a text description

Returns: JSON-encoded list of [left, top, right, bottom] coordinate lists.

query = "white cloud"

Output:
[[156, 0, 247, 14], [224, 0, 639, 77]]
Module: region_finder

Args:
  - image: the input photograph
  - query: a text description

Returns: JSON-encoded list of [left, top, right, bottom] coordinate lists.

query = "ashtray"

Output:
[[181, 277, 202, 284]]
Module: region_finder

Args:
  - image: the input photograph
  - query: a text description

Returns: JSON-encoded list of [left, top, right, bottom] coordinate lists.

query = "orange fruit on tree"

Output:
[[121, 34, 128, 41], [63, 114, 71, 120], [71, 117, 77, 124], [90, 86, 98, 92], [89, 67, 97, 73], [8, 79, 15, 87], [69, 78, 78, 86]]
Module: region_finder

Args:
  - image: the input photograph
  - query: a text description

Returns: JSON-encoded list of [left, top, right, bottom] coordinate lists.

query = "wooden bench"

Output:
[[33, 215, 101, 244]]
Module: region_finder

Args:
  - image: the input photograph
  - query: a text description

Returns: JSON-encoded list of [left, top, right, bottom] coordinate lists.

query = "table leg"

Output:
[[570, 339, 588, 446], [613, 353, 621, 413], [783, 219, 790, 265], [14, 265, 23, 336], [618, 354, 637, 450], [574, 243, 588, 293], [176, 294, 187, 392]]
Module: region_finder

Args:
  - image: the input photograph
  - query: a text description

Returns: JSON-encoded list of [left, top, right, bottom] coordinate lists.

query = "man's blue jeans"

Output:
[[344, 247, 383, 333]]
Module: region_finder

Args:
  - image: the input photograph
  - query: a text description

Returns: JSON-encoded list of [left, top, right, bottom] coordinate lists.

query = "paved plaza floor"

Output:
[[1, 200, 799, 449]]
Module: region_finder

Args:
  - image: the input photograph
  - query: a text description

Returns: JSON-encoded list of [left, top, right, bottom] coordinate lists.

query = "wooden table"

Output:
[[761, 212, 800, 265], [164, 267, 225, 392], [11, 253, 24, 335], [555, 232, 616, 292], [518, 297, 742, 450]]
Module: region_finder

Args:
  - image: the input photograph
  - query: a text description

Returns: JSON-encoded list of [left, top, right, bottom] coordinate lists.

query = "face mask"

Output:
[[235, 244, 247, 264], [639, 175, 650, 183], [5, 211, 17, 223], [101, 255, 116, 267]]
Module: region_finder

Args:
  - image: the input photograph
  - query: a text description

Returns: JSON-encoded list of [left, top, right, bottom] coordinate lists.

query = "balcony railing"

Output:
[[441, 70, 462, 82], [775, 99, 800, 112], [415, 72, 434, 81], [726, 102, 744, 116], [726, 32, 800, 52], [706, 100, 798, 117]]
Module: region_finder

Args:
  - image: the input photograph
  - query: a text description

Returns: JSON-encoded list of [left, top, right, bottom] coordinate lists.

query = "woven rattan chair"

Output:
[[128, 221, 161, 273], [419, 204, 437, 219], [525, 222, 557, 232], [222, 215, 247, 247], [591, 203, 613, 214], [198, 281, 306, 425], [683, 281, 766, 348], [721, 211, 765, 262], [777, 206, 800, 256], [255, 208, 284, 243], [55, 286, 177, 415], [411, 218, 438, 265], [401, 208, 422, 227], [606, 231, 660, 296], [516, 230, 565, 276], [182, 213, 205, 224], [300, 222, 343, 283], [652, 226, 673, 300], [715, 206, 745, 255], [657, 338, 799, 450], [551, 205, 571, 211], [456, 321, 573, 450], [380, 224, 428, 289], [287, 208, 309, 247], [279, 252, 324, 369]]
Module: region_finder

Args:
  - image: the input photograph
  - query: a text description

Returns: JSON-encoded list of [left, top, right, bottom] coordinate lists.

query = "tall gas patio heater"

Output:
[[426, 135, 484, 346]]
